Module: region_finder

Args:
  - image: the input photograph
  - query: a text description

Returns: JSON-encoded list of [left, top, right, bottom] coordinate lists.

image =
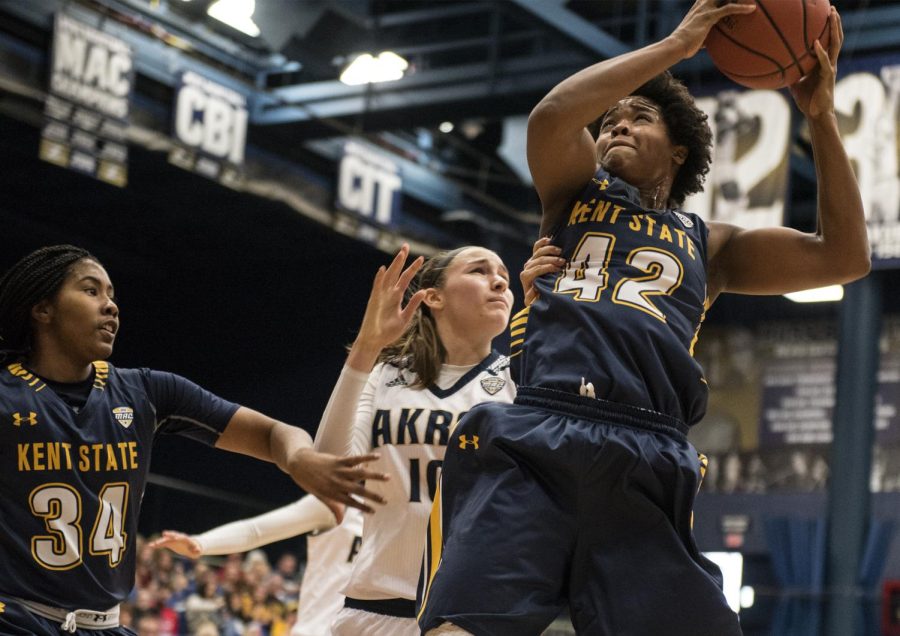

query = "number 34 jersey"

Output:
[[513, 167, 710, 426], [0, 361, 238, 609], [343, 352, 515, 602]]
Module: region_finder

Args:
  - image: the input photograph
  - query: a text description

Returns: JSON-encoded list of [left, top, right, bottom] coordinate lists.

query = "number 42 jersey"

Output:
[[512, 167, 710, 426]]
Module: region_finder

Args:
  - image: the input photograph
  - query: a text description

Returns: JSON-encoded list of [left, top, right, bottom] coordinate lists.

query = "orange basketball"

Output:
[[704, 0, 831, 90]]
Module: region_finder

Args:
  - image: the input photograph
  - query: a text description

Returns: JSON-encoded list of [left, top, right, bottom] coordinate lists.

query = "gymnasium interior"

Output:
[[2, 1, 900, 634]]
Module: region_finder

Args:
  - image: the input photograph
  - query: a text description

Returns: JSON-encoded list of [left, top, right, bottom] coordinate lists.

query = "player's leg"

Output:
[[332, 606, 420, 636], [425, 621, 474, 635], [568, 425, 741, 636], [417, 401, 575, 636]]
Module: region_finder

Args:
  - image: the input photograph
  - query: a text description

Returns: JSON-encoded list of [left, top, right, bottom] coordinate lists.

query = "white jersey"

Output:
[[293, 507, 364, 636], [343, 352, 515, 601]]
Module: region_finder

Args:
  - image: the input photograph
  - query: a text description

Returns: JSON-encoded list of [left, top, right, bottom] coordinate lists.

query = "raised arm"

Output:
[[314, 245, 424, 455], [707, 9, 870, 301], [527, 0, 756, 233], [149, 495, 337, 558]]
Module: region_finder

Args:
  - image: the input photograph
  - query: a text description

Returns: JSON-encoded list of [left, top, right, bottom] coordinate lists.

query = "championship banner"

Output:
[[39, 14, 132, 187], [169, 71, 248, 187], [759, 348, 900, 448], [689, 56, 900, 269], [686, 89, 791, 232]]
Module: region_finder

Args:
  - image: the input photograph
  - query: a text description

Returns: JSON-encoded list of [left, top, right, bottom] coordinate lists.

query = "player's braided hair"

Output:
[[0, 245, 97, 363], [591, 71, 713, 206], [378, 246, 472, 389]]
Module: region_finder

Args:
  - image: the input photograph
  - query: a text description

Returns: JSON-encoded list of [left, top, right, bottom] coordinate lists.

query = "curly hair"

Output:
[[592, 72, 713, 206]]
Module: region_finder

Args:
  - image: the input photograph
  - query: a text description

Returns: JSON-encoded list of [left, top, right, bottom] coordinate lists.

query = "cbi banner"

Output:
[[39, 14, 132, 187], [169, 71, 248, 187]]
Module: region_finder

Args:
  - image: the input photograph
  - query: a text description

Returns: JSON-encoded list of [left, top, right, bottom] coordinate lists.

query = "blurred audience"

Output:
[[125, 538, 299, 635]]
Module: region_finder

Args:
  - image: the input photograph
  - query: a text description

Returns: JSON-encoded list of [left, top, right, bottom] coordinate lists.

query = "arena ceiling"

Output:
[[1, 0, 900, 254]]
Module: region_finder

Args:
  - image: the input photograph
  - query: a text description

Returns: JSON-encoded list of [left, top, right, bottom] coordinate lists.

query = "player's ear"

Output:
[[422, 287, 443, 311], [31, 300, 54, 324], [672, 145, 688, 165]]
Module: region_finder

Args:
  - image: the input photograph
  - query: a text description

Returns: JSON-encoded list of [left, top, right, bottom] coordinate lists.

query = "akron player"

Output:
[[313, 244, 516, 636], [418, 2, 867, 636], [150, 494, 363, 636], [0, 245, 387, 635]]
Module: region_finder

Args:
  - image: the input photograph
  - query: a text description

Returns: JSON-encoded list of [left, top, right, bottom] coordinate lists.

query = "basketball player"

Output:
[[314, 244, 516, 636], [418, 2, 867, 635], [0, 245, 387, 635], [150, 495, 363, 636]]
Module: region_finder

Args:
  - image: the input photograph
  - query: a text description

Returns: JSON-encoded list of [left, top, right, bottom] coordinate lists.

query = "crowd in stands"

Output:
[[125, 536, 301, 636]]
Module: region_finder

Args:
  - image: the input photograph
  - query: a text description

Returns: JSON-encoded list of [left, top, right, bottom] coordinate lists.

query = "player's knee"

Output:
[[426, 622, 474, 636]]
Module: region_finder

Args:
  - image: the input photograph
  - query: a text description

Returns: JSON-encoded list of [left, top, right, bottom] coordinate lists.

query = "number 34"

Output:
[[29, 482, 129, 570]]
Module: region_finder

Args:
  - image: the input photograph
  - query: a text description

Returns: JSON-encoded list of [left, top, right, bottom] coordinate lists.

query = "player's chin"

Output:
[[92, 341, 115, 360]]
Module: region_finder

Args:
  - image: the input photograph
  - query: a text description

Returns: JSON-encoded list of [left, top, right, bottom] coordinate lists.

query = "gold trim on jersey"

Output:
[[688, 295, 710, 358], [93, 361, 109, 390], [509, 306, 530, 359], [7, 363, 48, 392], [417, 481, 444, 622]]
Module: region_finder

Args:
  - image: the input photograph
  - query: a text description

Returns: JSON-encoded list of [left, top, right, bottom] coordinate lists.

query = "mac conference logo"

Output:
[[480, 377, 506, 395], [112, 406, 134, 428]]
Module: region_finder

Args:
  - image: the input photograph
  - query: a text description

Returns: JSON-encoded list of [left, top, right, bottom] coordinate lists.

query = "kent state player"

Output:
[[150, 494, 363, 636], [418, 2, 867, 635], [0, 245, 388, 635], [314, 244, 516, 636]]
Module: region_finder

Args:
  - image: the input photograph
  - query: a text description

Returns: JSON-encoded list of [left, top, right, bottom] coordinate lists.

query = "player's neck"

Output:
[[26, 347, 94, 383], [637, 176, 674, 210], [436, 324, 491, 367]]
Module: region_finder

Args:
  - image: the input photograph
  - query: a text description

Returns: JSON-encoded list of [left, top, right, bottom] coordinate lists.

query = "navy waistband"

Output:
[[344, 597, 416, 618], [514, 386, 689, 438]]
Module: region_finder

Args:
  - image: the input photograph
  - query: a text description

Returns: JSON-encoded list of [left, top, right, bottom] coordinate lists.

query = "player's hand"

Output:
[[287, 448, 389, 519], [520, 237, 565, 306], [148, 530, 203, 558], [352, 244, 426, 358], [790, 7, 842, 121], [670, 0, 756, 59]]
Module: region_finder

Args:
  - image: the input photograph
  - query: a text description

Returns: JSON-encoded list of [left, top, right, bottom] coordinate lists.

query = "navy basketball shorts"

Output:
[[417, 387, 742, 636], [0, 596, 136, 636]]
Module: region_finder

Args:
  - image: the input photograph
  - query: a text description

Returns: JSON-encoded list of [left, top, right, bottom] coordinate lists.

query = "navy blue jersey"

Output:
[[0, 361, 239, 609], [512, 167, 709, 425]]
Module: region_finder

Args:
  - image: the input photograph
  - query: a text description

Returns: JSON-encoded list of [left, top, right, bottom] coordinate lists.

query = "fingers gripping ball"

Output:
[[705, 0, 831, 89]]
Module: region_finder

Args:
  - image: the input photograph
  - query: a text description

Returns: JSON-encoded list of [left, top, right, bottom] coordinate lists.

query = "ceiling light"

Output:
[[439, 121, 454, 133], [207, 0, 260, 37], [784, 285, 844, 303], [340, 51, 409, 86]]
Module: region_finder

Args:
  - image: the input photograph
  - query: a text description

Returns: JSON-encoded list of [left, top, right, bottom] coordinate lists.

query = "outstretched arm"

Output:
[[528, 0, 756, 231], [215, 408, 386, 515], [707, 9, 870, 301], [149, 495, 337, 557]]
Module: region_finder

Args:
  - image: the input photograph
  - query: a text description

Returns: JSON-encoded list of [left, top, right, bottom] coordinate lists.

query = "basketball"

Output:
[[705, 0, 832, 90]]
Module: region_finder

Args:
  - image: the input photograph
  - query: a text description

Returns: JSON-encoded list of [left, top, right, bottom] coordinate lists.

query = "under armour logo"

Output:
[[12, 411, 37, 426], [458, 435, 479, 450]]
